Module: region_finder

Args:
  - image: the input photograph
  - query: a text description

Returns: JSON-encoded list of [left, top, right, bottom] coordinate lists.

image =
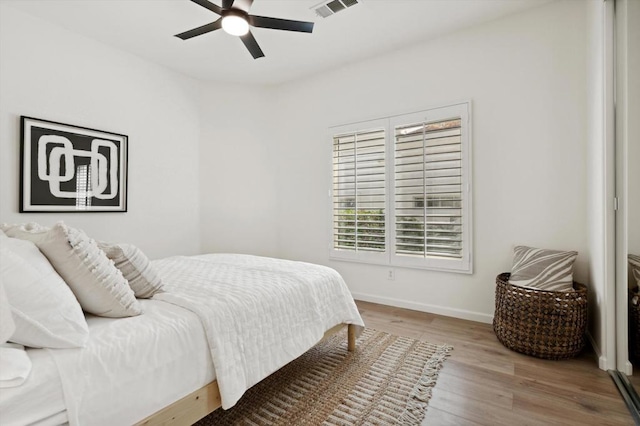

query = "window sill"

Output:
[[329, 253, 473, 275]]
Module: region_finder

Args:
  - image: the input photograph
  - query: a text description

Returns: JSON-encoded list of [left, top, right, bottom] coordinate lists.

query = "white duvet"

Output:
[[153, 254, 365, 409], [47, 299, 215, 426]]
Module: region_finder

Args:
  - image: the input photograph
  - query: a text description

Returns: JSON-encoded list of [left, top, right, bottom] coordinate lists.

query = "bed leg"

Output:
[[347, 324, 356, 352]]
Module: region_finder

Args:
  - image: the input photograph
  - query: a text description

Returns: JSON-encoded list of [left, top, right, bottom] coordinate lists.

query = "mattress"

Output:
[[0, 299, 215, 426]]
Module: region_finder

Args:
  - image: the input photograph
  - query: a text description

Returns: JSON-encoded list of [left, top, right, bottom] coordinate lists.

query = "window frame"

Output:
[[329, 101, 472, 274]]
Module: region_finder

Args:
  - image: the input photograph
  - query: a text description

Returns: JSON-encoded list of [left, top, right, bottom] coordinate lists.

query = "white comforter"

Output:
[[46, 299, 215, 426], [153, 254, 365, 409]]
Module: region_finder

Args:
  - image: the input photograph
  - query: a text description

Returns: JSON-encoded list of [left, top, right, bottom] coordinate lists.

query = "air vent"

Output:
[[311, 0, 360, 18]]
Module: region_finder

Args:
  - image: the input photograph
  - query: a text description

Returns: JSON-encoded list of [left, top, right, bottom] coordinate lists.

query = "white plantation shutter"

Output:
[[332, 123, 387, 262], [394, 120, 463, 258], [330, 102, 471, 273]]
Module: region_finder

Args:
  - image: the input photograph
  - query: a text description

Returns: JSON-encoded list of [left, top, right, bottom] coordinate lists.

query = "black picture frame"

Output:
[[20, 116, 128, 213]]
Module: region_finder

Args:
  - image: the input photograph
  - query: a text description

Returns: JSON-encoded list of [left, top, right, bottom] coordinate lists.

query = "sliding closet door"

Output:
[[615, 0, 640, 388]]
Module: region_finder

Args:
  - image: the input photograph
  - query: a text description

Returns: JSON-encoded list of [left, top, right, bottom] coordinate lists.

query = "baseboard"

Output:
[[351, 291, 493, 324], [586, 330, 609, 371], [624, 360, 634, 376]]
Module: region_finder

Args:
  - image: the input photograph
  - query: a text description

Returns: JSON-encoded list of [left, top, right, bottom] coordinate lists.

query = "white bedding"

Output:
[[46, 299, 215, 426], [153, 254, 365, 409], [2, 254, 364, 425], [0, 348, 66, 426]]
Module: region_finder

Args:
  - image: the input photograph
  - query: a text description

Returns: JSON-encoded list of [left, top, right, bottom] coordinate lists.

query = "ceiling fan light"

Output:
[[222, 14, 249, 36]]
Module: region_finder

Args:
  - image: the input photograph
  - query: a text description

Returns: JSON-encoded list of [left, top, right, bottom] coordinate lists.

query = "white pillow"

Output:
[[2, 222, 142, 318], [0, 279, 15, 344], [0, 343, 32, 388], [0, 234, 89, 348], [99, 242, 164, 298]]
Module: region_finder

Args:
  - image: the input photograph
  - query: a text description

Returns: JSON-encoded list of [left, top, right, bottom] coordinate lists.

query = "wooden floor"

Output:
[[355, 300, 634, 426], [629, 361, 640, 390]]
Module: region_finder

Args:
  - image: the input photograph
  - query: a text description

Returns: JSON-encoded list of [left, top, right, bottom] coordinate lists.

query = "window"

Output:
[[330, 102, 472, 273], [332, 125, 387, 261]]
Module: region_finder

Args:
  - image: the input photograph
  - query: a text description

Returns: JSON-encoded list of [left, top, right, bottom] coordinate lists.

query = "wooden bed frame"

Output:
[[135, 323, 357, 426]]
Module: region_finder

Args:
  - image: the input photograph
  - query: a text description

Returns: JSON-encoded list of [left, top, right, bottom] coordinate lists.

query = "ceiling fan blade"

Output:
[[249, 15, 314, 33], [222, 0, 234, 9], [175, 19, 222, 40], [240, 31, 265, 59], [233, 0, 254, 12], [191, 0, 222, 15]]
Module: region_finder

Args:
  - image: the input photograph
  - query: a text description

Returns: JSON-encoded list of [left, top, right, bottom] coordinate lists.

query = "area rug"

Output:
[[196, 328, 452, 425]]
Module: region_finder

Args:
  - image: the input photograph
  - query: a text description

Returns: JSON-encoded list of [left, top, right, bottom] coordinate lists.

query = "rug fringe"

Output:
[[398, 343, 453, 425]]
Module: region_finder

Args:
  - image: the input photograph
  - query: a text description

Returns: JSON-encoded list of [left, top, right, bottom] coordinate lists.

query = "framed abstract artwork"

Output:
[[20, 116, 128, 212]]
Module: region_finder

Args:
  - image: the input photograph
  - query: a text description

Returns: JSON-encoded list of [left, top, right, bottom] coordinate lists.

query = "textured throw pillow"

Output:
[[98, 242, 164, 298], [630, 254, 640, 287], [0, 234, 89, 348], [508, 245, 578, 292], [2, 222, 142, 318]]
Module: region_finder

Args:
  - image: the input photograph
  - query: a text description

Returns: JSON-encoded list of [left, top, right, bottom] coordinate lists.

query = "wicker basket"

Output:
[[629, 288, 640, 363], [493, 273, 588, 360]]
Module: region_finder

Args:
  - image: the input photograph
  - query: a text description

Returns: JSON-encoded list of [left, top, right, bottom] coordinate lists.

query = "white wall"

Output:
[[0, 0, 608, 342], [0, 5, 202, 259], [198, 84, 279, 257], [272, 0, 588, 323]]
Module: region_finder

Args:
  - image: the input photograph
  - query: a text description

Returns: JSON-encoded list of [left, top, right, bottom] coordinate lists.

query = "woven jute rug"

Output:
[[196, 328, 452, 425]]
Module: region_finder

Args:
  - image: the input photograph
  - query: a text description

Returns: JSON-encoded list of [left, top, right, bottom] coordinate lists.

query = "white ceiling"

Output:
[[5, 0, 554, 86]]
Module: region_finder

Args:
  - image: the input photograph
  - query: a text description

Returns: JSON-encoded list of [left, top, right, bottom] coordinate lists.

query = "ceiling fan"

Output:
[[175, 0, 315, 59]]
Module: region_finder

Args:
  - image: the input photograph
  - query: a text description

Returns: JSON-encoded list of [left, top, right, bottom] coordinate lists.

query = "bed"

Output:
[[0, 226, 364, 426]]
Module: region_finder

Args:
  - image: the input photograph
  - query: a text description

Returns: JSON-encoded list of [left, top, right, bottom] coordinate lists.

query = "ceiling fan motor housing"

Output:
[[221, 8, 249, 36]]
